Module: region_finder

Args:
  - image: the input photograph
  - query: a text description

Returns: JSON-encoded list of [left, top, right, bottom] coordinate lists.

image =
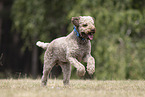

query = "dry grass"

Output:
[[0, 79, 145, 97]]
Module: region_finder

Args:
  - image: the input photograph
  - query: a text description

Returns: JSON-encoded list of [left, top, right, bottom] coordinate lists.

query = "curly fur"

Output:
[[36, 16, 96, 86]]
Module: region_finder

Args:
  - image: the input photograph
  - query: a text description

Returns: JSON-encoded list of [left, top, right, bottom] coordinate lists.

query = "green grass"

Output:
[[0, 79, 145, 97]]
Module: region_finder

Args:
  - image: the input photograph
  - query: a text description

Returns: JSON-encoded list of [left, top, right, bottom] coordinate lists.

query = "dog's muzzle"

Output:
[[81, 28, 95, 40], [87, 28, 95, 40]]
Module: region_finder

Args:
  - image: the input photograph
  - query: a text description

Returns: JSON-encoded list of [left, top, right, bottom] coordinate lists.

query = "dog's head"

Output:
[[72, 16, 96, 40]]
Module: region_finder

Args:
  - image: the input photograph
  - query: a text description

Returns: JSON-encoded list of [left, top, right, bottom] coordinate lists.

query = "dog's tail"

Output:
[[36, 41, 49, 49]]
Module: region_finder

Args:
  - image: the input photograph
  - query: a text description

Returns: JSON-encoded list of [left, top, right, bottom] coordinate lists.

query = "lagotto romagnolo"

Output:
[[36, 16, 96, 86]]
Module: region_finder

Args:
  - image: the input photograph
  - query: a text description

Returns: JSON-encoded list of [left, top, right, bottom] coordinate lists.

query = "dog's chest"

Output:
[[70, 43, 89, 61]]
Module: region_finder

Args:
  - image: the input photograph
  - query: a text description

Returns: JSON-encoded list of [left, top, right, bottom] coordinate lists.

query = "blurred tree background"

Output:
[[0, 0, 145, 79]]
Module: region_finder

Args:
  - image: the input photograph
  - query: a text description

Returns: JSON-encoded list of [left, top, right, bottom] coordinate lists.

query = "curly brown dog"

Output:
[[36, 16, 96, 86]]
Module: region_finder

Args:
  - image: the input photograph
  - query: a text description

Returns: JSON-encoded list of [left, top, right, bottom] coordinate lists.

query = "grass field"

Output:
[[0, 79, 145, 97]]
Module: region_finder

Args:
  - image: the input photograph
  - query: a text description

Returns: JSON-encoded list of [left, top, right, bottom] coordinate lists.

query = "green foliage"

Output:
[[12, 0, 145, 79], [93, 10, 145, 80], [12, 0, 75, 51], [12, 0, 46, 50], [67, 0, 145, 80]]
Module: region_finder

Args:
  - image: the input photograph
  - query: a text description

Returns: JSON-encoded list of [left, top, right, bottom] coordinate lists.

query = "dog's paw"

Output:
[[87, 65, 95, 75], [77, 67, 86, 77], [41, 82, 47, 87]]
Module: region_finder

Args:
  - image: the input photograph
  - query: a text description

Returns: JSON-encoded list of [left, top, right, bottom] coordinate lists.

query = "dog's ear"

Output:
[[71, 17, 79, 27]]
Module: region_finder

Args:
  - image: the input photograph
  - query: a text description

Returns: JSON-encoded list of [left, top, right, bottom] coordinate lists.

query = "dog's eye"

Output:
[[83, 24, 88, 27]]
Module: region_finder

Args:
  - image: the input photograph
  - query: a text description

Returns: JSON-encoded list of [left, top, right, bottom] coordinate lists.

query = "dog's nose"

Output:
[[91, 29, 95, 32]]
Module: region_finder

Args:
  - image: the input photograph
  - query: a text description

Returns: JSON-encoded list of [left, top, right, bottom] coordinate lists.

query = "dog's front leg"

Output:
[[68, 57, 86, 77], [83, 55, 95, 75]]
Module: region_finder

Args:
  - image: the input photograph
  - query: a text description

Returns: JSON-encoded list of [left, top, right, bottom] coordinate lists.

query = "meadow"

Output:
[[0, 79, 145, 97]]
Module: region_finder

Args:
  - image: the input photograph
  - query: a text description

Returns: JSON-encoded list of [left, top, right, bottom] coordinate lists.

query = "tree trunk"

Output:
[[0, 1, 3, 46], [31, 43, 38, 79]]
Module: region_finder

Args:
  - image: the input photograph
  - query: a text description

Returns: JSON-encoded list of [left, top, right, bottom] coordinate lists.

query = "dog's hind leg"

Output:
[[60, 62, 71, 85], [41, 52, 56, 86]]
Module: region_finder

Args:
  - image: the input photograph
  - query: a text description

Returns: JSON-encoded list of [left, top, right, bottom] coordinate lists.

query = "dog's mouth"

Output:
[[81, 31, 95, 40], [87, 33, 94, 40]]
